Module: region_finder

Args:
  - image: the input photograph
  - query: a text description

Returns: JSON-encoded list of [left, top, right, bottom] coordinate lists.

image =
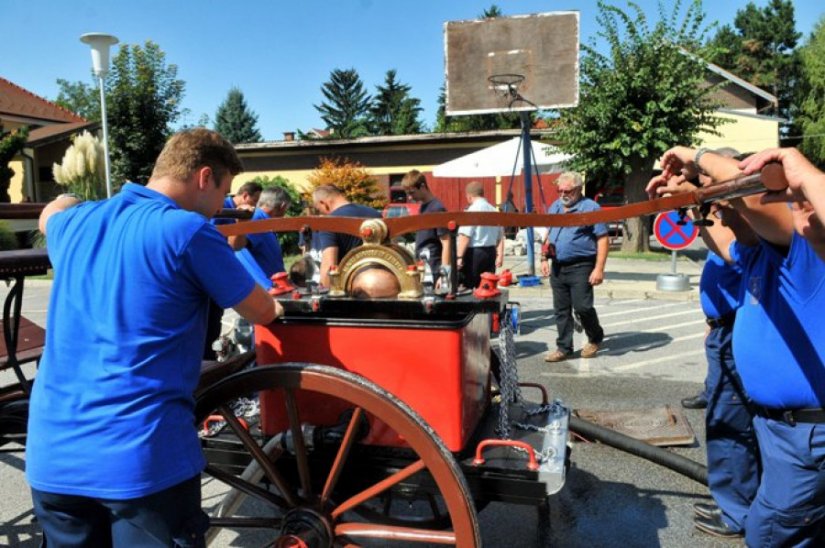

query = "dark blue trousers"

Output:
[[704, 324, 760, 533], [31, 474, 208, 547], [746, 416, 825, 547]]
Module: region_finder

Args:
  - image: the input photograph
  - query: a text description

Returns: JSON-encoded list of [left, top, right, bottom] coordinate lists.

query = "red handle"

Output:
[[472, 439, 539, 471]]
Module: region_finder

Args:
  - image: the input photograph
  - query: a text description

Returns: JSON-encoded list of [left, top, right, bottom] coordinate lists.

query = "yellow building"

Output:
[[698, 61, 780, 153]]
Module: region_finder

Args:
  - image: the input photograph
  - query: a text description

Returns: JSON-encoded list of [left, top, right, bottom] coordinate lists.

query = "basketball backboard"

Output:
[[444, 11, 580, 115]]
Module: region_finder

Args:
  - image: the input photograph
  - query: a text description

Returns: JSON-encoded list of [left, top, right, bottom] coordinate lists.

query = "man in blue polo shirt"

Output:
[[540, 172, 609, 362], [204, 180, 263, 358], [234, 186, 290, 287], [27, 129, 282, 546], [312, 185, 381, 287], [660, 145, 825, 546]]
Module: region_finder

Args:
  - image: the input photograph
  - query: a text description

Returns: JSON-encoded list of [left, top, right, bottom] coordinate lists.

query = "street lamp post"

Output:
[[80, 33, 118, 198]]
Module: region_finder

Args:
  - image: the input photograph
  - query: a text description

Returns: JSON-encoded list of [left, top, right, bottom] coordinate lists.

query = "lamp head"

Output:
[[80, 33, 119, 77]]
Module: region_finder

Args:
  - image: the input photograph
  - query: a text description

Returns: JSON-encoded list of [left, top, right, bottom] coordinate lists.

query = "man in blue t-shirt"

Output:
[[27, 129, 283, 546], [401, 170, 450, 284], [540, 172, 608, 363], [312, 185, 381, 287]]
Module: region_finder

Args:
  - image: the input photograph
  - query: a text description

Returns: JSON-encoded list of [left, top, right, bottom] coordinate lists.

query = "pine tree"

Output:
[[315, 68, 371, 138], [214, 87, 262, 144], [369, 70, 423, 135]]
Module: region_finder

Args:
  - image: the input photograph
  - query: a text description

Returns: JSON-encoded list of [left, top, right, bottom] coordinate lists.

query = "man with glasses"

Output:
[[540, 172, 608, 362]]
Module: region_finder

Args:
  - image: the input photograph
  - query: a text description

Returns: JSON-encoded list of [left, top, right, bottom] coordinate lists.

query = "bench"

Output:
[[0, 248, 50, 446]]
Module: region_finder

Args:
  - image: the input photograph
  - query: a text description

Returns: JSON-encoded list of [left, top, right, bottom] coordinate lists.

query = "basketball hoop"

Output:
[[487, 74, 536, 110], [487, 73, 525, 99]]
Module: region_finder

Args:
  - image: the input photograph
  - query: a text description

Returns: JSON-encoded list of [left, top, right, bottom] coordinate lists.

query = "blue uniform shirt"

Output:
[[699, 250, 742, 319], [732, 234, 825, 409], [316, 203, 381, 258], [27, 183, 257, 499], [243, 207, 285, 279], [546, 197, 608, 263]]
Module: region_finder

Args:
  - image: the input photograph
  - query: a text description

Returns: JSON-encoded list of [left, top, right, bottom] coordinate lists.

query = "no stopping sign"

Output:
[[653, 211, 698, 251]]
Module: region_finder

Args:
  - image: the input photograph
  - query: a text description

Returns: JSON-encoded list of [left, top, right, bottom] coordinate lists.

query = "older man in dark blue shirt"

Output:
[[540, 172, 609, 362]]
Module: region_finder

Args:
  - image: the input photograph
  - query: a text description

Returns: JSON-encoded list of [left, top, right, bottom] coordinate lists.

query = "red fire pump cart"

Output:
[[197, 218, 570, 547]]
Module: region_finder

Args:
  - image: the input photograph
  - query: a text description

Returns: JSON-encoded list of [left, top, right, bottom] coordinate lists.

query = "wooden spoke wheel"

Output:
[[196, 364, 481, 547]]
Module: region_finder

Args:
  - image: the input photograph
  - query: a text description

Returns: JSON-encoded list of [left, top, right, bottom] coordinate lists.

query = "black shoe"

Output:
[[694, 514, 743, 539], [681, 392, 708, 409], [693, 502, 721, 520]]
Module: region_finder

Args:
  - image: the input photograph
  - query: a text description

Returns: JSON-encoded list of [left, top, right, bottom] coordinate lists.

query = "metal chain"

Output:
[[496, 308, 523, 439]]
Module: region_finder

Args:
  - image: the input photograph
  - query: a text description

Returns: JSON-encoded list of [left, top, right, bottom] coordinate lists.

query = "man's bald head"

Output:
[[349, 265, 401, 299]]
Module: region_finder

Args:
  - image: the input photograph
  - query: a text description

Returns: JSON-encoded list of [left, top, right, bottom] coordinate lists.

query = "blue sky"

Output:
[[2, 0, 822, 140]]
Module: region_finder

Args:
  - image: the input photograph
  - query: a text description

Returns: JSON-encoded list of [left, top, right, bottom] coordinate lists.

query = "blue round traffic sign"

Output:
[[653, 211, 698, 251]]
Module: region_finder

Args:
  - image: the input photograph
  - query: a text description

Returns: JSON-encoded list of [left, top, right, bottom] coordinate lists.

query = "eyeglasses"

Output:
[[558, 188, 578, 195]]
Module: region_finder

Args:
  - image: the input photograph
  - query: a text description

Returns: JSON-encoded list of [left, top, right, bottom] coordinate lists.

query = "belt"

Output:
[[553, 257, 596, 267], [759, 407, 825, 426], [706, 312, 736, 329]]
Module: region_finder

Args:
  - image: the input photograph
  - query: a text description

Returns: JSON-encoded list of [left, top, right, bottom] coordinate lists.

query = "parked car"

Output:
[[382, 202, 421, 219]]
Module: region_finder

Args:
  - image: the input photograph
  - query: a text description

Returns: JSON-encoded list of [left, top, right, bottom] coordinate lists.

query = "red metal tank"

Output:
[[255, 297, 498, 451]]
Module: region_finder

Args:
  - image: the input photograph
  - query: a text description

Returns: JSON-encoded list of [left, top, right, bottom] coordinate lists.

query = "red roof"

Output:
[[0, 77, 86, 124]]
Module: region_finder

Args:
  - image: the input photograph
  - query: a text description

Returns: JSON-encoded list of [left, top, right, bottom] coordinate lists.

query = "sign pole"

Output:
[[653, 211, 697, 292]]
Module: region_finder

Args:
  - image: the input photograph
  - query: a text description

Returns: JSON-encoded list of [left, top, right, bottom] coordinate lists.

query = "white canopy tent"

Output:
[[432, 137, 572, 178]]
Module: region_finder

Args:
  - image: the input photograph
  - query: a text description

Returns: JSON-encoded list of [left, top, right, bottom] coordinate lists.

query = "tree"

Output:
[[54, 79, 100, 121], [106, 41, 185, 185], [306, 157, 386, 209], [0, 126, 29, 203], [796, 17, 825, 166], [556, 0, 723, 252], [315, 69, 371, 138], [706, 0, 801, 136], [481, 5, 503, 18], [369, 70, 423, 135], [214, 87, 262, 144]]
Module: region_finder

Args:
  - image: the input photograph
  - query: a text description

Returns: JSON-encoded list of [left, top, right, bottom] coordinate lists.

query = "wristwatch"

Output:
[[693, 148, 711, 175]]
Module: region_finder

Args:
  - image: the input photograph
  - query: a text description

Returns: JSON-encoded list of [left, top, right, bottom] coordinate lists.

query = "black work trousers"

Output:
[[461, 246, 496, 289], [550, 260, 604, 354]]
